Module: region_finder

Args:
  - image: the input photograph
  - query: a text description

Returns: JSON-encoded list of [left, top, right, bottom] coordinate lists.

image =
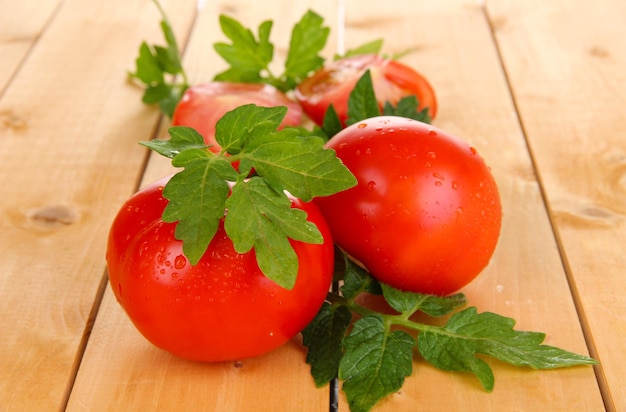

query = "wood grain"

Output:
[[0, 0, 196, 410], [487, 1, 626, 410], [0, 0, 63, 92]]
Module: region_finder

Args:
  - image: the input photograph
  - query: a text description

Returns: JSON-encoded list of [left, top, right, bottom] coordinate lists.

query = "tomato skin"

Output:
[[315, 116, 501, 296], [106, 175, 334, 362], [295, 54, 437, 127], [171, 81, 303, 152]]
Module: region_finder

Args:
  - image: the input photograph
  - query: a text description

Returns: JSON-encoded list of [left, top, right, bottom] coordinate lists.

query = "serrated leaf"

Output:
[[302, 303, 352, 386], [382, 95, 432, 124], [161, 152, 236, 265], [140, 126, 208, 158], [224, 178, 323, 289], [339, 38, 384, 59], [418, 307, 598, 392], [346, 70, 381, 126], [215, 104, 287, 155], [243, 132, 357, 202], [320, 104, 342, 139], [380, 283, 467, 317], [213, 15, 274, 83], [283, 10, 329, 89], [133, 42, 164, 84], [340, 256, 382, 300], [339, 315, 415, 412]]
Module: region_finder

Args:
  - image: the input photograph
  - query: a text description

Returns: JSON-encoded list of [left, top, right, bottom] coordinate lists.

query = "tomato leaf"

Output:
[[320, 104, 343, 140], [145, 104, 356, 286], [128, 0, 188, 118], [418, 307, 598, 392], [338, 38, 384, 60], [213, 16, 274, 84], [339, 315, 414, 412], [302, 303, 352, 386], [213, 10, 329, 92], [283, 10, 329, 90], [380, 283, 466, 317], [140, 126, 208, 158], [340, 256, 382, 300], [382, 95, 432, 124], [215, 104, 288, 155], [224, 177, 323, 289], [161, 151, 236, 265], [346, 70, 381, 126]]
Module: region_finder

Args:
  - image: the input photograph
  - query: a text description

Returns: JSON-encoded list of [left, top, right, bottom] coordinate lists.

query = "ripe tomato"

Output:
[[106, 175, 334, 362], [171, 81, 303, 153], [295, 54, 437, 127], [315, 117, 501, 296]]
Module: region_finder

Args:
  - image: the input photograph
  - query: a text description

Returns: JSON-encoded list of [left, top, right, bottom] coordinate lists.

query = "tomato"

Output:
[[171, 81, 303, 152], [295, 54, 437, 127], [106, 175, 334, 362], [315, 116, 501, 296]]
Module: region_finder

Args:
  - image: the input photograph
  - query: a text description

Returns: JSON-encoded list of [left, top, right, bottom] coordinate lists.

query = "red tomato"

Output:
[[315, 117, 501, 295], [295, 54, 437, 127], [106, 175, 334, 362], [172, 81, 303, 152]]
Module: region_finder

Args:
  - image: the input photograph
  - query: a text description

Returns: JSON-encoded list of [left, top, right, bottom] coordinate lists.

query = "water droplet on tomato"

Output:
[[428, 129, 437, 136], [366, 181, 376, 191], [358, 123, 367, 129], [452, 181, 459, 190], [434, 181, 443, 187], [174, 254, 186, 269], [469, 146, 477, 155], [427, 151, 436, 159]]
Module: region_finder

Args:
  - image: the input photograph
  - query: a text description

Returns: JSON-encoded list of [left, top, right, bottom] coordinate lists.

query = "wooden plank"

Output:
[[0, 0, 63, 92], [66, 0, 340, 410], [0, 0, 196, 410], [338, 0, 604, 410], [486, 1, 626, 410]]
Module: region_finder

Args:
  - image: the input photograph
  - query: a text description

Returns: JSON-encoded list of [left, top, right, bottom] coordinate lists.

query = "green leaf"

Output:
[[346, 70, 381, 126], [302, 303, 352, 386], [340, 256, 382, 300], [161, 152, 236, 265], [339, 315, 415, 412], [241, 130, 357, 202], [132, 42, 164, 84], [339, 38, 384, 59], [382, 95, 432, 124], [224, 178, 323, 289], [418, 307, 598, 391], [320, 104, 343, 140], [380, 283, 467, 317], [129, 0, 188, 118], [283, 10, 329, 90], [213, 16, 274, 83], [140, 126, 208, 158], [215, 104, 287, 155]]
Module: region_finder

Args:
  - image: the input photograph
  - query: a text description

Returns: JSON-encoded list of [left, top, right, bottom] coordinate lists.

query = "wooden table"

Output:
[[1, 0, 624, 410]]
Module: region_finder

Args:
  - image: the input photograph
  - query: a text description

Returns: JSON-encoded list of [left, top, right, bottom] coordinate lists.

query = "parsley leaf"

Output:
[[129, 0, 188, 117], [213, 10, 329, 92], [418, 307, 598, 391], [142, 105, 356, 289]]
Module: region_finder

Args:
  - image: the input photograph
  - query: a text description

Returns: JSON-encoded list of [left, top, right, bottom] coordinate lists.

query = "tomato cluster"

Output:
[[108, 52, 501, 361]]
